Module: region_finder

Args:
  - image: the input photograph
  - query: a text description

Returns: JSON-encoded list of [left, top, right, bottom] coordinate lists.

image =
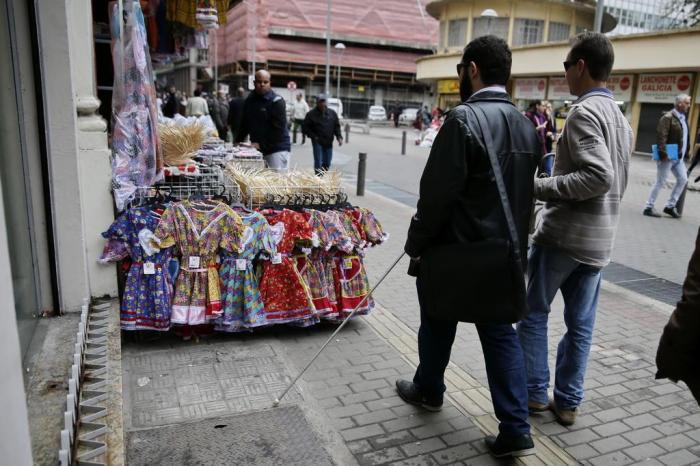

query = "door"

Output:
[[636, 103, 670, 154]]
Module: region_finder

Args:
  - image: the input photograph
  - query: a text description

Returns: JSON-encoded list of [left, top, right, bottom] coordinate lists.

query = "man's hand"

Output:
[[337, 137, 343, 147], [661, 153, 668, 162]]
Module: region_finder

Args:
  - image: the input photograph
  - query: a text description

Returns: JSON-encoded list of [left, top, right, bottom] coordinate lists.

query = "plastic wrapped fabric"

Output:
[[110, 1, 162, 210]]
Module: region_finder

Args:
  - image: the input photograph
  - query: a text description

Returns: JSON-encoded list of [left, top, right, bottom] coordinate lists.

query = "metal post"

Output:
[[337, 63, 341, 101], [401, 131, 407, 155], [357, 152, 367, 196], [345, 123, 350, 143], [325, 0, 332, 95], [594, 0, 605, 33]]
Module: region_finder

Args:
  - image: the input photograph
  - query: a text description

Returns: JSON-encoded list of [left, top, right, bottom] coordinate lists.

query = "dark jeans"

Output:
[[413, 278, 530, 436], [312, 141, 333, 175], [292, 118, 305, 144]]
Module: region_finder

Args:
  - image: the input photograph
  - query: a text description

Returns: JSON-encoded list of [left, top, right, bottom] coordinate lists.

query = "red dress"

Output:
[[259, 209, 318, 326]]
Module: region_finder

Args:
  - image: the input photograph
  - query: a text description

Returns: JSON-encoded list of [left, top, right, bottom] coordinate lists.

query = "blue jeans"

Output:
[[646, 159, 688, 209], [413, 279, 530, 436], [517, 244, 602, 409], [312, 142, 333, 174]]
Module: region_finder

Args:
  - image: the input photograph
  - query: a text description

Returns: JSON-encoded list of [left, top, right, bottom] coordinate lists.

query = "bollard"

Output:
[[345, 123, 350, 143], [357, 152, 367, 196], [401, 130, 407, 155]]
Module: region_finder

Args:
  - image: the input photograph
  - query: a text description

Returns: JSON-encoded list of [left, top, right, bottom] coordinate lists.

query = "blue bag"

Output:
[[652, 144, 679, 161]]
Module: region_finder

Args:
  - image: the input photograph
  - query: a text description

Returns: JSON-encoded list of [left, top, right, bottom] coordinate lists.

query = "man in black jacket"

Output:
[[302, 94, 342, 175], [228, 87, 246, 141], [395, 36, 540, 458], [235, 70, 291, 170]]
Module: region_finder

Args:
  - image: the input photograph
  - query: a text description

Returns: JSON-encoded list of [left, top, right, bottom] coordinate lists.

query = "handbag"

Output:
[[418, 103, 528, 324]]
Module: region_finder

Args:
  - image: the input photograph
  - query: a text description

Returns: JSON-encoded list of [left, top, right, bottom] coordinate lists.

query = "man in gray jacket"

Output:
[[517, 32, 632, 426]]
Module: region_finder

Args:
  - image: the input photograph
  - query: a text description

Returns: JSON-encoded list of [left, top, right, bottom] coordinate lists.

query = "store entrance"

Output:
[[636, 103, 671, 154]]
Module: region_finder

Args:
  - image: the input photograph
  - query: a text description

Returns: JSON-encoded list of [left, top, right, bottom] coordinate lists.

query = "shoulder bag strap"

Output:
[[465, 103, 523, 267]]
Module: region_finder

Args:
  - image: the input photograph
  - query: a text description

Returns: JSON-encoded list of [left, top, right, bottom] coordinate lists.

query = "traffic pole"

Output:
[[357, 152, 367, 196], [401, 130, 407, 155]]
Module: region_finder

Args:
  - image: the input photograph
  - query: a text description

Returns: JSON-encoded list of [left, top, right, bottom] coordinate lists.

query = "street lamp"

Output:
[[481, 8, 497, 36], [335, 42, 346, 99], [325, 0, 332, 95]]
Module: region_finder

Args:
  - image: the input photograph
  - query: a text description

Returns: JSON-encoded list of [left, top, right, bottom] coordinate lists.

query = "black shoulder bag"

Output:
[[418, 104, 528, 324]]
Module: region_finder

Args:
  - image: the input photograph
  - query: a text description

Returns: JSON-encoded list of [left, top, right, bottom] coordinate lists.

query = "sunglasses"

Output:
[[563, 60, 576, 71]]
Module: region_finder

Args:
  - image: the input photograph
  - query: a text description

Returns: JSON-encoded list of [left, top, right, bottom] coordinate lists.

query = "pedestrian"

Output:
[[517, 32, 632, 426], [235, 70, 291, 170], [186, 89, 209, 117], [421, 105, 431, 127], [655, 226, 700, 405], [292, 93, 310, 145], [206, 92, 224, 137], [393, 105, 401, 128], [302, 94, 343, 175], [643, 93, 692, 219], [396, 35, 541, 458], [162, 85, 178, 118], [228, 87, 246, 141], [544, 101, 557, 153], [525, 100, 548, 156], [216, 91, 229, 140]]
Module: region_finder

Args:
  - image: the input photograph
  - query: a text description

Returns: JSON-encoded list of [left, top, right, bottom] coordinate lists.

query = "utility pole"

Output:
[[594, 0, 605, 33], [325, 0, 332, 95]]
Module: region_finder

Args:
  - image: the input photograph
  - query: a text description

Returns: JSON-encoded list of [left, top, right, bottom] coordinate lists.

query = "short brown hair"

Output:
[[569, 32, 614, 81]]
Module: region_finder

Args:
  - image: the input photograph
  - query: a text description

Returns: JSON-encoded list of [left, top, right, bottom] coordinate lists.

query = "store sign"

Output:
[[636, 73, 694, 103], [437, 79, 459, 94], [547, 78, 576, 101], [607, 75, 633, 101], [513, 78, 547, 100]]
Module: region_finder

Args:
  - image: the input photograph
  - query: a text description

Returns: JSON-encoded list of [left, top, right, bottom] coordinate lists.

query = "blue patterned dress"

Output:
[[102, 206, 173, 330], [216, 211, 277, 332]]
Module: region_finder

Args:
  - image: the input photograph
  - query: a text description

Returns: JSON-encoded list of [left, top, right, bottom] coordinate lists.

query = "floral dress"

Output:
[[216, 211, 277, 332], [101, 206, 173, 331], [154, 200, 243, 325], [258, 209, 317, 326]]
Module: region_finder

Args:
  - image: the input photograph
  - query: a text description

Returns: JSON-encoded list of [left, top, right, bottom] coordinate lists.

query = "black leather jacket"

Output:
[[405, 91, 541, 271]]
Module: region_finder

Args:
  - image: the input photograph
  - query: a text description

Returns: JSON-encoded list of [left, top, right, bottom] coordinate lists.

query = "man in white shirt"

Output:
[[186, 89, 209, 118], [291, 93, 310, 145]]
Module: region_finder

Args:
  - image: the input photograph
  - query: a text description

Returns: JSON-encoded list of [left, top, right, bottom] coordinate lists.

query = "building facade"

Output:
[[417, 0, 700, 155]]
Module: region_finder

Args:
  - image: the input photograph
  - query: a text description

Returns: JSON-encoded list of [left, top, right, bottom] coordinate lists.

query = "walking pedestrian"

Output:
[[228, 87, 246, 141], [235, 70, 291, 170], [396, 35, 541, 458], [162, 85, 179, 118], [525, 100, 548, 156], [544, 101, 557, 153], [186, 89, 209, 117], [216, 90, 229, 141], [656, 226, 700, 405], [206, 92, 224, 137], [292, 93, 310, 145], [302, 94, 342, 175], [517, 32, 632, 426], [643, 93, 692, 218]]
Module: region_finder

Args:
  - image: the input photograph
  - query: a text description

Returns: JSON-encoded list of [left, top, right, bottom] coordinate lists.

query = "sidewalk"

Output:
[[120, 184, 700, 465]]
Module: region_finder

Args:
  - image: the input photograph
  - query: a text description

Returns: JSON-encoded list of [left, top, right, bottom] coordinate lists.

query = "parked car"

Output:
[[327, 97, 344, 120], [399, 108, 419, 126], [367, 105, 387, 121]]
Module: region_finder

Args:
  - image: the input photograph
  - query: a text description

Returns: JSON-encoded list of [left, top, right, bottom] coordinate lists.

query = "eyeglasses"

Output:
[[563, 60, 576, 71]]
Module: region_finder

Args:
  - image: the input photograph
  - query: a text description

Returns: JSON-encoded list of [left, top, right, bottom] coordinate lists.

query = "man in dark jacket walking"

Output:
[[162, 85, 179, 118], [228, 87, 246, 141], [395, 36, 540, 458], [235, 70, 291, 170], [303, 94, 342, 175]]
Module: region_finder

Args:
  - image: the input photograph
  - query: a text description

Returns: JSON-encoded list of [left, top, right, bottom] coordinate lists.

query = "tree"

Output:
[[664, 0, 700, 28]]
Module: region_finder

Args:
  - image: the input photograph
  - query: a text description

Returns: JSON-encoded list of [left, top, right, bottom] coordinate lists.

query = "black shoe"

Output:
[[643, 207, 662, 217], [485, 434, 536, 458], [395, 379, 442, 412], [663, 206, 681, 218]]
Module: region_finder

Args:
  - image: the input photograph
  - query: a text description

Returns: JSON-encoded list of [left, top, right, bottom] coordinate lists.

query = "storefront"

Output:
[[512, 77, 547, 110]]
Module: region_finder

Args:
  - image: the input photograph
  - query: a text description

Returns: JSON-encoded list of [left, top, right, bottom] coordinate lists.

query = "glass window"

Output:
[[548, 22, 570, 42], [439, 22, 446, 48], [472, 17, 510, 41], [513, 18, 544, 46], [447, 19, 468, 48]]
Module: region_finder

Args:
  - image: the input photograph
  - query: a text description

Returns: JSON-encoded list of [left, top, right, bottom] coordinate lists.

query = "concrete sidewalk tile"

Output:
[[588, 451, 634, 466], [389, 455, 440, 466], [654, 432, 696, 450], [447, 391, 488, 417], [363, 368, 401, 381], [328, 403, 369, 419], [316, 386, 355, 400], [431, 443, 480, 465], [623, 400, 658, 415], [382, 415, 426, 433], [684, 413, 700, 427], [591, 420, 630, 437], [657, 449, 699, 466], [341, 390, 382, 406], [623, 442, 667, 462], [461, 453, 502, 465], [348, 439, 374, 454], [400, 437, 446, 457], [592, 406, 629, 423], [622, 426, 664, 444], [654, 418, 694, 435], [342, 423, 386, 442], [440, 427, 484, 446], [564, 444, 599, 460], [590, 434, 632, 454], [358, 447, 406, 465], [351, 379, 391, 393], [369, 430, 417, 449], [532, 436, 578, 465], [623, 413, 659, 429], [558, 428, 600, 446], [354, 409, 399, 426], [409, 421, 454, 440]]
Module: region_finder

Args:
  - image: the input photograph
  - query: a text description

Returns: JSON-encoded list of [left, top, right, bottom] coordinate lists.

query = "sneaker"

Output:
[[663, 206, 681, 218], [528, 400, 550, 413], [395, 379, 442, 412], [643, 207, 661, 217], [551, 401, 578, 426], [484, 434, 536, 458]]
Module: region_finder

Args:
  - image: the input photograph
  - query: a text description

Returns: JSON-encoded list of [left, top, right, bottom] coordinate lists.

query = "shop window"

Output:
[[439, 22, 446, 49], [472, 17, 509, 41], [548, 22, 570, 42], [448, 19, 468, 48], [513, 18, 544, 46]]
